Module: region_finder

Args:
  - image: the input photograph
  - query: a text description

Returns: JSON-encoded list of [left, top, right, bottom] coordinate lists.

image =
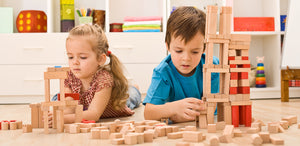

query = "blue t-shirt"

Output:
[[143, 54, 219, 105]]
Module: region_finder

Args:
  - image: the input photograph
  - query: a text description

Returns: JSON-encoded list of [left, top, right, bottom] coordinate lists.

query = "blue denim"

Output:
[[51, 85, 141, 110]]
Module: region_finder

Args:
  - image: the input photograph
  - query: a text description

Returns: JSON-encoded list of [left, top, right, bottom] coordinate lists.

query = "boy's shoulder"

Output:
[[154, 55, 172, 73]]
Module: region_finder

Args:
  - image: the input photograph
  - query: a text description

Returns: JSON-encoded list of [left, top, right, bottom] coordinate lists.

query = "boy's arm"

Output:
[[64, 87, 112, 124], [144, 98, 204, 123]]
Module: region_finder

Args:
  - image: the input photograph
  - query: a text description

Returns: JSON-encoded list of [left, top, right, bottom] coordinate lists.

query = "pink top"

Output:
[[64, 69, 134, 118]]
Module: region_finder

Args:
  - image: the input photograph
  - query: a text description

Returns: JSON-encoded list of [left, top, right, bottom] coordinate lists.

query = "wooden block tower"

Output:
[[40, 67, 83, 134], [196, 5, 252, 128], [229, 34, 252, 127]]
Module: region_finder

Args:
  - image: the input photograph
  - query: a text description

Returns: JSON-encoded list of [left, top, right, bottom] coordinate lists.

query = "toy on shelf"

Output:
[[60, 0, 75, 32], [256, 56, 266, 88], [16, 10, 47, 33]]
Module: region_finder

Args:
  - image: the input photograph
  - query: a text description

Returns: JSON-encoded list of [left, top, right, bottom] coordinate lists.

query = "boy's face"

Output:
[[167, 32, 204, 77]]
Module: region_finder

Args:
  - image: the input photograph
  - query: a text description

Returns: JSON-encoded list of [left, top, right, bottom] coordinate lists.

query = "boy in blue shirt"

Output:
[[143, 6, 219, 123]]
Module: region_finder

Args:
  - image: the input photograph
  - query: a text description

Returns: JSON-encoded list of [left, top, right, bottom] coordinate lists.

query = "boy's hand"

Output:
[[170, 98, 204, 122]]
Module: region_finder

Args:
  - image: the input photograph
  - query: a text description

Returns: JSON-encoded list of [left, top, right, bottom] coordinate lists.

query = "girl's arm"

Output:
[[64, 87, 112, 124]]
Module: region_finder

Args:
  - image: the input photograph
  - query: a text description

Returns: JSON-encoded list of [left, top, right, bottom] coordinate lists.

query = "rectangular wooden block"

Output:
[[167, 132, 183, 139], [111, 138, 125, 145], [91, 129, 101, 139], [144, 130, 154, 142], [223, 125, 234, 137], [183, 131, 203, 142], [270, 136, 284, 145], [259, 132, 270, 143], [207, 124, 217, 133], [125, 133, 138, 145], [100, 129, 110, 139]]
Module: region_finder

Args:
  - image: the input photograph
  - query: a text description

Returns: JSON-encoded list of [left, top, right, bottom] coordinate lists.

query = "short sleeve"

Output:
[[143, 69, 171, 105], [94, 70, 114, 92]]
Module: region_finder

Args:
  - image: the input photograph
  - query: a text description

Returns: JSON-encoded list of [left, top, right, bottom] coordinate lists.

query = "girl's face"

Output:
[[167, 32, 204, 77], [66, 36, 106, 81]]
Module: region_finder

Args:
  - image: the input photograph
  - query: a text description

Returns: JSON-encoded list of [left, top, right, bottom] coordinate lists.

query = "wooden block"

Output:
[[228, 49, 236, 56], [154, 126, 166, 137], [185, 126, 197, 131], [64, 124, 71, 133], [230, 80, 238, 87], [238, 79, 250, 87], [134, 121, 145, 126], [282, 115, 297, 125], [268, 123, 278, 133], [44, 71, 68, 79], [135, 125, 146, 133], [229, 60, 250, 65], [167, 132, 183, 139], [80, 128, 90, 133], [91, 129, 101, 139], [165, 126, 173, 134], [176, 142, 190, 146], [124, 133, 138, 145], [56, 109, 64, 133], [111, 138, 124, 145], [253, 119, 266, 126], [110, 133, 123, 139], [136, 133, 144, 144], [120, 125, 130, 135], [199, 114, 207, 129], [233, 129, 242, 137], [171, 126, 179, 132], [270, 136, 284, 145], [144, 130, 154, 142], [216, 121, 226, 130], [22, 124, 32, 133], [230, 68, 250, 72], [75, 105, 83, 123], [219, 135, 232, 143], [183, 131, 203, 142], [280, 121, 289, 129], [209, 135, 220, 146], [223, 125, 234, 137], [16, 121, 23, 129], [10, 122, 17, 130], [230, 34, 251, 42], [145, 120, 160, 126], [1, 121, 9, 130], [241, 50, 249, 56], [231, 101, 252, 106], [247, 127, 259, 134], [259, 132, 270, 143], [29, 103, 39, 128], [251, 122, 261, 131], [100, 129, 110, 139], [69, 124, 80, 134], [251, 134, 263, 146], [278, 124, 285, 133], [207, 124, 217, 133]]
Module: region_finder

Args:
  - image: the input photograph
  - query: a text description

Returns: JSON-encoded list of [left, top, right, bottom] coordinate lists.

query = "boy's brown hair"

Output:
[[165, 6, 206, 48]]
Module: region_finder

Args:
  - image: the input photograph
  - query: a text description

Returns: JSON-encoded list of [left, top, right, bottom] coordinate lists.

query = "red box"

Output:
[[234, 17, 274, 31]]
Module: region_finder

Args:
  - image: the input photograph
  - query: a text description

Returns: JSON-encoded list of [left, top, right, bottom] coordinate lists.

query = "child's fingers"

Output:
[[185, 97, 203, 104]]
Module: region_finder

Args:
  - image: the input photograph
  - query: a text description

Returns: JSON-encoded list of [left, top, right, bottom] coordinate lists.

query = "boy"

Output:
[[143, 6, 219, 123]]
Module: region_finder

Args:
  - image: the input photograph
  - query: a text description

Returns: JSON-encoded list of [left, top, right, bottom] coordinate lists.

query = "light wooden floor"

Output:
[[1, 99, 300, 145]]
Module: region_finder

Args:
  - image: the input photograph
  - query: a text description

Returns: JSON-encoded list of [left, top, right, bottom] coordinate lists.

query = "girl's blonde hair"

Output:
[[67, 24, 129, 110]]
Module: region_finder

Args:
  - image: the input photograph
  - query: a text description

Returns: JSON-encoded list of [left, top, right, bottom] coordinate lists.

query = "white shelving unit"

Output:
[[0, 0, 298, 103]]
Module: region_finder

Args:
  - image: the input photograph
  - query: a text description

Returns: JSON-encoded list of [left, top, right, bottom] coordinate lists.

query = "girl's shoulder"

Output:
[[93, 69, 114, 84]]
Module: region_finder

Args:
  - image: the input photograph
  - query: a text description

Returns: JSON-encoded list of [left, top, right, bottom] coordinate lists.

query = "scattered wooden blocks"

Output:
[[111, 138, 124, 145], [124, 133, 138, 145], [143, 130, 154, 142], [167, 132, 183, 139], [282, 115, 297, 126], [100, 129, 110, 139], [91, 129, 100, 139]]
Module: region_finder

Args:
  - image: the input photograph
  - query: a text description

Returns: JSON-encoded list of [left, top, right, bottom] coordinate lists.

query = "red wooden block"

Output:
[[238, 87, 250, 94], [10, 120, 16, 122], [230, 64, 237, 68], [238, 72, 248, 79], [231, 72, 238, 80], [239, 106, 246, 125], [238, 64, 251, 68], [58, 93, 80, 101], [232, 106, 239, 127], [242, 56, 249, 60], [228, 56, 235, 60], [230, 87, 237, 94], [234, 17, 275, 31], [245, 105, 252, 127]]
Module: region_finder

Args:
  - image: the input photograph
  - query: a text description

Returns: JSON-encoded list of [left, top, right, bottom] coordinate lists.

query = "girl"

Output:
[[51, 24, 141, 124]]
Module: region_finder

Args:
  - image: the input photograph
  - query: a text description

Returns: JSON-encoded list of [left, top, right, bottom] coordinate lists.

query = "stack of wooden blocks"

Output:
[[197, 5, 252, 128], [30, 67, 83, 134]]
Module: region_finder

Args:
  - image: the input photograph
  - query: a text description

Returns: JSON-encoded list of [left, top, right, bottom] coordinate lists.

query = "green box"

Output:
[[0, 7, 13, 33], [79, 17, 93, 25], [60, 0, 74, 20]]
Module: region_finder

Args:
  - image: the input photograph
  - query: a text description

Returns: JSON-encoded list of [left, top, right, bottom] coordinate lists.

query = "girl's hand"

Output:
[[170, 98, 204, 122]]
